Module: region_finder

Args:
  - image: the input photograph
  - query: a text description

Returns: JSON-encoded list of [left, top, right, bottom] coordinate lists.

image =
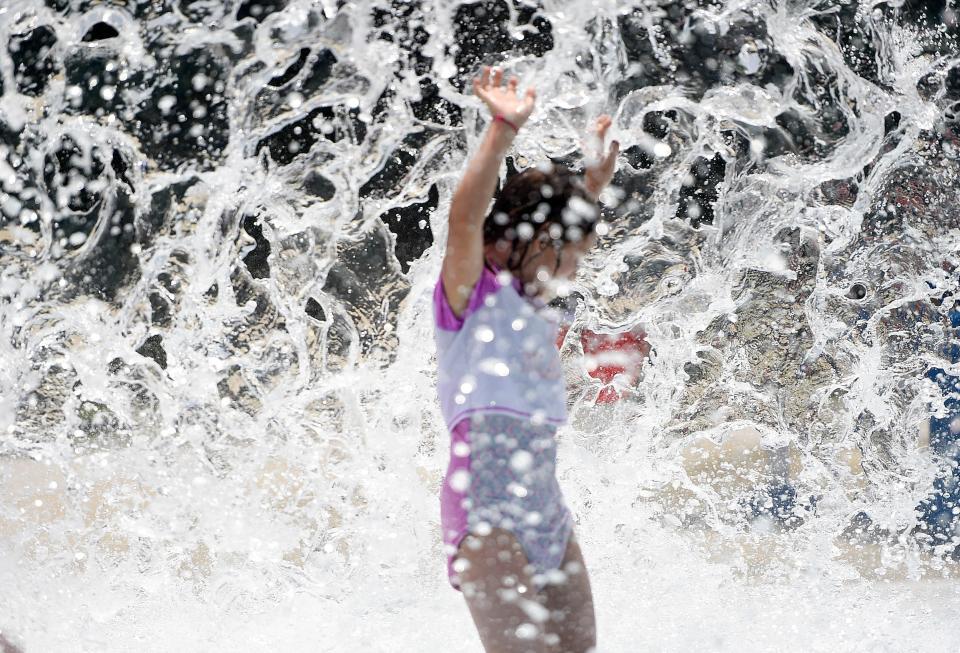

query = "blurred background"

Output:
[[0, 0, 959, 650]]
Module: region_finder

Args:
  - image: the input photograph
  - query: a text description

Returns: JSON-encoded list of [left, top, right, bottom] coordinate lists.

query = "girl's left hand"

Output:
[[583, 115, 619, 199]]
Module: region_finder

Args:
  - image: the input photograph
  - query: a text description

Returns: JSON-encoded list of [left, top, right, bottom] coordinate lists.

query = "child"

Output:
[[434, 66, 618, 652]]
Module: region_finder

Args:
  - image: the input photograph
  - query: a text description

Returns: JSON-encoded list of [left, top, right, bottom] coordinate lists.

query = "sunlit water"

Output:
[[1, 0, 959, 650]]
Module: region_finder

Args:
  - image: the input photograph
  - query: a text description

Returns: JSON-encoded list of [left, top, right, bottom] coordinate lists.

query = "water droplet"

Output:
[[475, 326, 494, 343], [515, 623, 539, 640], [510, 450, 534, 472], [158, 95, 176, 115], [449, 470, 470, 492], [438, 60, 457, 78], [479, 358, 510, 377]]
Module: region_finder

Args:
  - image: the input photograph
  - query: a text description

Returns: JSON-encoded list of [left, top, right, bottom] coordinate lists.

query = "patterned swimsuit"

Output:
[[433, 263, 573, 591]]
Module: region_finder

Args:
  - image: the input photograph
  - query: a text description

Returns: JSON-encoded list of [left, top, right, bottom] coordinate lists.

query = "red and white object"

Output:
[[558, 325, 651, 404]]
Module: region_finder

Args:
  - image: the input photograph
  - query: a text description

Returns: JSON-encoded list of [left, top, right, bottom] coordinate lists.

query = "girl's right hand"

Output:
[[472, 66, 537, 130]]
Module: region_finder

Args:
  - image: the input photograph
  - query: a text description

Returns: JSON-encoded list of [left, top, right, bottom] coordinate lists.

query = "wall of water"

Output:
[[1, 0, 959, 650]]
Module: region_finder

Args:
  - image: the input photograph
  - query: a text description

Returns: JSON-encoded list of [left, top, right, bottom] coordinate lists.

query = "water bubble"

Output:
[[459, 376, 476, 394], [519, 598, 550, 623], [479, 358, 510, 377], [510, 449, 534, 472], [653, 141, 672, 158], [158, 95, 176, 115], [846, 283, 867, 300], [515, 623, 539, 640], [449, 470, 470, 492], [474, 326, 494, 343], [569, 195, 597, 219]]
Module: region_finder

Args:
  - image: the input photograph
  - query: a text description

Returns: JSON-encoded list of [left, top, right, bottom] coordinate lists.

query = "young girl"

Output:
[[434, 66, 618, 653]]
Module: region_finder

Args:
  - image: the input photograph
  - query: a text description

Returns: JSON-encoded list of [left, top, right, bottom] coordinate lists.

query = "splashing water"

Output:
[[1, 0, 960, 650]]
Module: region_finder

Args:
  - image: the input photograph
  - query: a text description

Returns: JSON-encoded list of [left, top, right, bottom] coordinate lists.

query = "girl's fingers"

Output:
[[492, 68, 504, 87], [520, 88, 537, 115], [508, 76, 519, 94], [600, 141, 619, 170], [473, 82, 491, 107], [596, 115, 611, 139], [479, 66, 491, 88]]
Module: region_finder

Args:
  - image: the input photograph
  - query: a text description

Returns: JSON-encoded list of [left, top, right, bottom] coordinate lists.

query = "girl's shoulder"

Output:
[[434, 265, 517, 332]]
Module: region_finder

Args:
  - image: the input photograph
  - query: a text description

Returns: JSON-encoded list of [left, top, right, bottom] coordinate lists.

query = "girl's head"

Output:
[[483, 163, 601, 295]]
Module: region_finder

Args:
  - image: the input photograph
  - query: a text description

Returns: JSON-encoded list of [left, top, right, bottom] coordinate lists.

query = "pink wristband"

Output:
[[493, 114, 519, 134]]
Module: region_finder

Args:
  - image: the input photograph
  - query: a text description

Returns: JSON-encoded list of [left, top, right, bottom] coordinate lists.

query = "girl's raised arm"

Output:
[[441, 67, 536, 317], [583, 114, 620, 201]]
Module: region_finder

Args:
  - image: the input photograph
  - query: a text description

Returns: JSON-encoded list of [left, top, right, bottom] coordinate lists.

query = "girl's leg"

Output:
[[541, 531, 596, 652], [457, 527, 551, 653]]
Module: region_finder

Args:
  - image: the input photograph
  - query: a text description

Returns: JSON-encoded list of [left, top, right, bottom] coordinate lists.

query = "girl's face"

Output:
[[519, 230, 597, 298]]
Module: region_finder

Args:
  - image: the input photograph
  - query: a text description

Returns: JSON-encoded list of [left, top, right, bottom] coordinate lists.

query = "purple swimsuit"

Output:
[[433, 264, 573, 591]]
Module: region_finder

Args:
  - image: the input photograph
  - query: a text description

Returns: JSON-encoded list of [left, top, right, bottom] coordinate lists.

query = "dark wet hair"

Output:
[[483, 163, 600, 273]]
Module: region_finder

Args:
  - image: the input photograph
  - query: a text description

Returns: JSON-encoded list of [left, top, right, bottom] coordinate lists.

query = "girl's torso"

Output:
[[433, 263, 568, 430]]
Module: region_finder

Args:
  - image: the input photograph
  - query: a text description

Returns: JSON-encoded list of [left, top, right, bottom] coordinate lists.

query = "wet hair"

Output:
[[483, 163, 601, 274]]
